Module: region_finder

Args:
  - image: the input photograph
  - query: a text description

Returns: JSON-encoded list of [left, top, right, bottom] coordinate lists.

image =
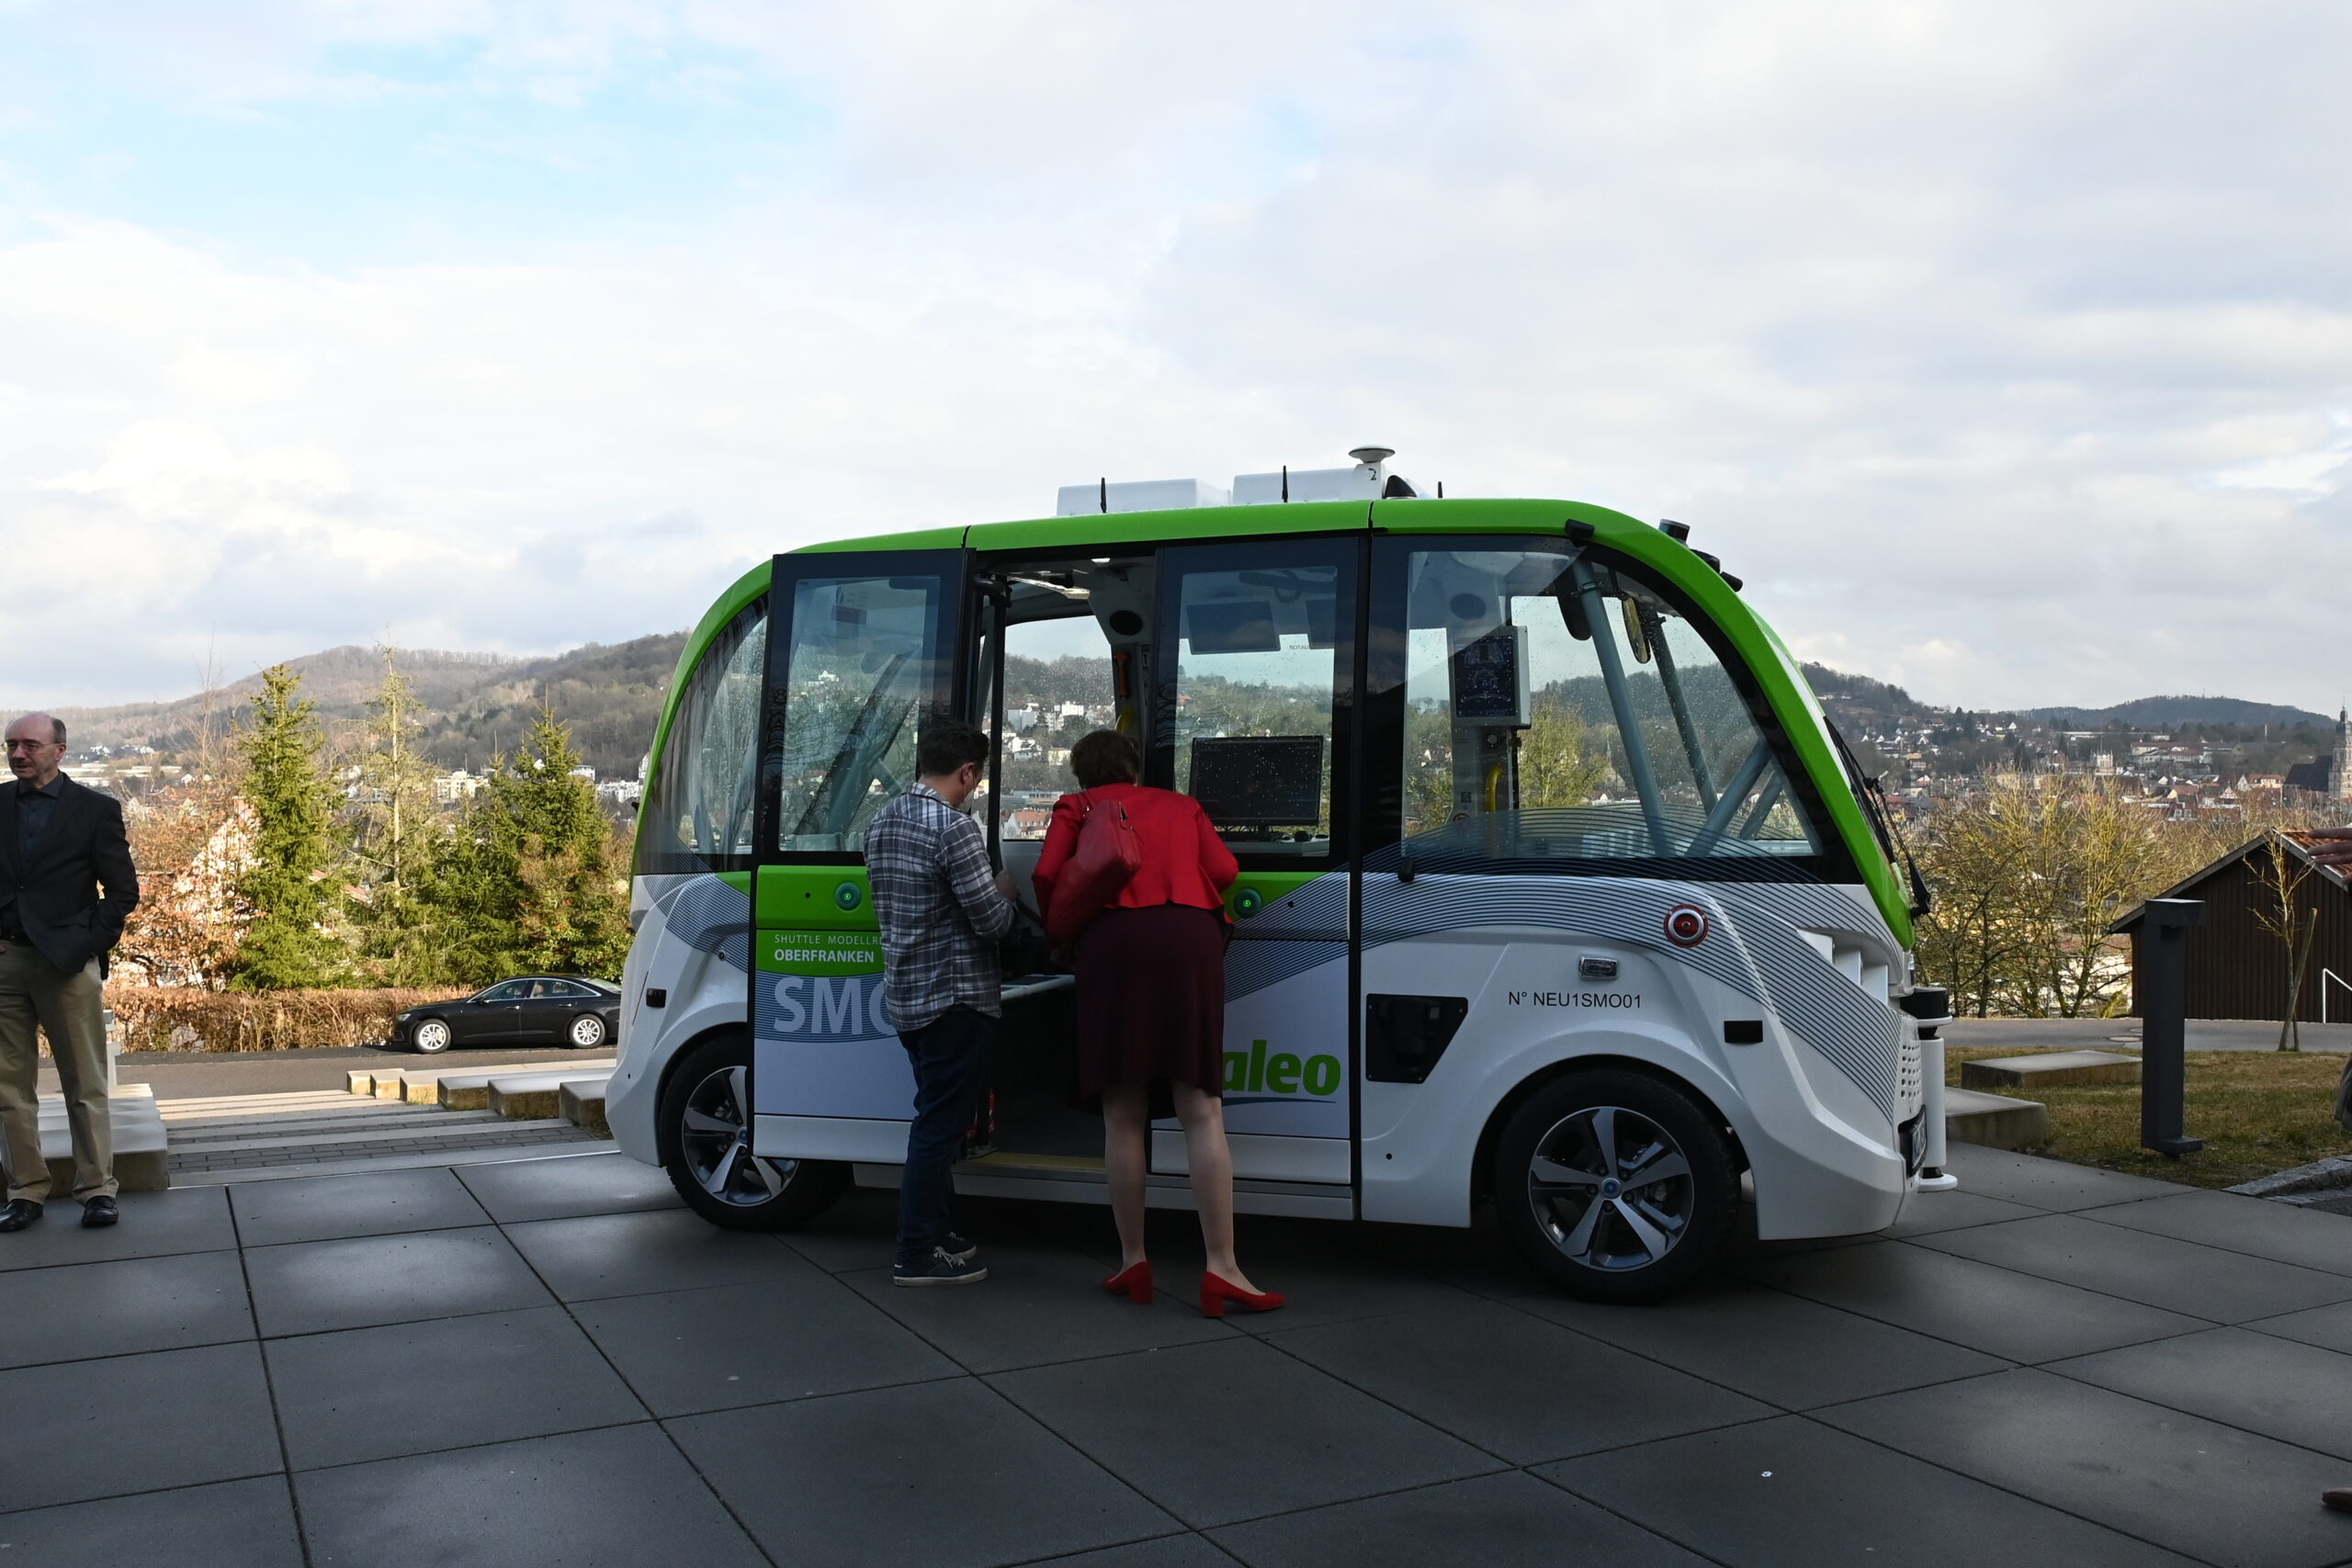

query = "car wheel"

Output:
[[659, 1032, 846, 1233], [412, 1018, 453, 1055], [1492, 1069, 1736, 1304], [566, 1013, 608, 1050]]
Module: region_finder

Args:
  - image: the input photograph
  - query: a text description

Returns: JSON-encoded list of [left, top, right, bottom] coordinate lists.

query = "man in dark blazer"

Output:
[[0, 714, 140, 1231]]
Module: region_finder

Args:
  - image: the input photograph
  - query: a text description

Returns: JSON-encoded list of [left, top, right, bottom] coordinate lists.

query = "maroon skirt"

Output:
[[1071, 903, 1227, 1111]]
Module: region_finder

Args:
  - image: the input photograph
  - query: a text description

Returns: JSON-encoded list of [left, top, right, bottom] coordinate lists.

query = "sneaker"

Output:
[[941, 1233, 978, 1263], [893, 1247, 989, 1287]]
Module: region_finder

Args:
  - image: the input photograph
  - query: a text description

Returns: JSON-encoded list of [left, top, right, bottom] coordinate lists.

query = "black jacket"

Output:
[[0, 775, 141, 976]]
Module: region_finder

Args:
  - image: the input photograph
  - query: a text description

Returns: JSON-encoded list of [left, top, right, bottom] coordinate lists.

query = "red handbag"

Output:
[[1046, 792, 1144, 947]]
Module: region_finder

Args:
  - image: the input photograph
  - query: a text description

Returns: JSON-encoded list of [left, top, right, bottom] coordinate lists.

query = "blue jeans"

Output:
[[895, 1005, 997, 1269]]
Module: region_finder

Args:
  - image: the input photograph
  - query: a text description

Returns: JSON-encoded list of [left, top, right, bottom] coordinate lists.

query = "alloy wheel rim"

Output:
[[678, 1065, 797, 1207], [1526, 1104, 1695, 1272], [415, 1021, 449, 1050], [571, 1015, 604, 1046]]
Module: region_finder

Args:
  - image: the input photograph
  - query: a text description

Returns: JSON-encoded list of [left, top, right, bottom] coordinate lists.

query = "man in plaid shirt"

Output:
[[865, 717, 1018, 1286]]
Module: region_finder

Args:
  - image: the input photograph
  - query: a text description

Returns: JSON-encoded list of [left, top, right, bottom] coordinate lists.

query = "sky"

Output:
[[1, 0, 2346, 716]]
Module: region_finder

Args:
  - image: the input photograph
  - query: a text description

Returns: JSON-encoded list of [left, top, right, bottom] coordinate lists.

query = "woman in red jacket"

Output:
[[1033, 730, 1283, 1316]]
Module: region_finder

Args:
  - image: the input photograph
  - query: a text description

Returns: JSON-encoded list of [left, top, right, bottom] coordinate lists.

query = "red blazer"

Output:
[[1033, 783, 1238, 926]]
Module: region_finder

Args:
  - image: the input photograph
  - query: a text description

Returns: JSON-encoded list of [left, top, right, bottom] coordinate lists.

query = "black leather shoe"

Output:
[[0, 1199, 42, 1232], [81, 1196, 119, 1229]]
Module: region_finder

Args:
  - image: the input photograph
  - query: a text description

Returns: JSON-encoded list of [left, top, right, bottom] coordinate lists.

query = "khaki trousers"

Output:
[[0, 942, 114, 1202]]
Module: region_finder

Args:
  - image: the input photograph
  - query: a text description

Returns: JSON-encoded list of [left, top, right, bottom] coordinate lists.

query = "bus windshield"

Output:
[[1398, 547, 1818, 863]]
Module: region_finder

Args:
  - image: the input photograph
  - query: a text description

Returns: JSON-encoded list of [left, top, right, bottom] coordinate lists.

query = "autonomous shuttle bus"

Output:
[[605, 451, 1937, 1301]]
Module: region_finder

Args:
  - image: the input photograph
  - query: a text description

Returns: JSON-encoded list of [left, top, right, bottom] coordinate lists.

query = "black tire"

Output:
[[1492, 1068, 1737, 1304], [658, 1032, 847, 1233], [565, 1013, 609, 1050], [412, 1018, 453, 1055]]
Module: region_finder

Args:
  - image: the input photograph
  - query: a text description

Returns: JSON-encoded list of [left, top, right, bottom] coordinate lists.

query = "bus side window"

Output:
[[636, 598, 766, 874], [1163, 549, 1352, 860], [998, 615, 1117, 840], [771, 575, 946, 855], [1399, 547, 1818, 863]]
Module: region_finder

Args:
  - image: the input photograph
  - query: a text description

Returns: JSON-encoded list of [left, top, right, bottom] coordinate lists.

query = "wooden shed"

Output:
[[2112, 832, 2352, 1021]]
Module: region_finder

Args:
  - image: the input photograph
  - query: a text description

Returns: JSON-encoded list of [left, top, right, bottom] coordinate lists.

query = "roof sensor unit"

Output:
[[1659, 520, 1690, 542]]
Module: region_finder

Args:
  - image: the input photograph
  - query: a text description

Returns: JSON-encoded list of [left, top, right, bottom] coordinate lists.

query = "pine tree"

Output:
[[228, 665, 345, 989], [352, 649, 447, 986], [422, 706, 628, 983]]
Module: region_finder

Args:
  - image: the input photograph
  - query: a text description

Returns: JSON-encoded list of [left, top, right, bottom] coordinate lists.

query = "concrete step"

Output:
[[560, 1081, 608, 1138], [36, 1086, 168, 1193], [1946, 1087, 2051, 1151], [175, 1139, 619, 1186], [1961, 1050, 2141, 1090], [364, 1057, 616, 1107], [488, 1073, 611, 1122], [171, 1115, 571, 1158], [169, 1110, 505, 1145]]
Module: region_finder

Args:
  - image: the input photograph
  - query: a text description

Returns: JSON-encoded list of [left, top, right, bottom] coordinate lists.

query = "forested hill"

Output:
[[62, 634, 687, 783], [2018, 695, 2334, 730]]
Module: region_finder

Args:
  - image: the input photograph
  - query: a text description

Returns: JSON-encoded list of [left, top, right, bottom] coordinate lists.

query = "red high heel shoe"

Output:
[[1200, 1270, 1284, 1317], [1102, 1261, 1153, 1304]]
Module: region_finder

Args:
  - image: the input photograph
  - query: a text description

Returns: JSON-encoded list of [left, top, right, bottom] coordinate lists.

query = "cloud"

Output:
[[0, 0, 2348, 714]]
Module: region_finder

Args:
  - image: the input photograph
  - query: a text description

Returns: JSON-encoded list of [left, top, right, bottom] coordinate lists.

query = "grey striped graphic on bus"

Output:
[[656, 874, 752, 973]]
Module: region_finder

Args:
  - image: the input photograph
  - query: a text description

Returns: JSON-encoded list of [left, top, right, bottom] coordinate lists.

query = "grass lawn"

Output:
[[1946, 1044, 2352, 1190]]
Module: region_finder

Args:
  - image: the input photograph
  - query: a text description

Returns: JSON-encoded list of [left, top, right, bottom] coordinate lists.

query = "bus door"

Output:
[[750, 549, 968, 1155], [1150, 536, 1361, 1189]]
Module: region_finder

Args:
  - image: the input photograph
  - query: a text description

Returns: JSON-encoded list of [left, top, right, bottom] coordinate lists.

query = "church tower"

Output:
[[2333, 707, 2352, 802]]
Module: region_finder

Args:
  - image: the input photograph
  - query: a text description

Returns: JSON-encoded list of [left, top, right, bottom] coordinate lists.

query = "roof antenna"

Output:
[[1098, 477, 1107, 514], [1280, 465, 1288, 503]]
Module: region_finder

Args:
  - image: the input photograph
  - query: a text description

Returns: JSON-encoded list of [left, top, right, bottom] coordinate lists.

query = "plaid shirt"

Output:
[[865, 782, 1016, 1033]]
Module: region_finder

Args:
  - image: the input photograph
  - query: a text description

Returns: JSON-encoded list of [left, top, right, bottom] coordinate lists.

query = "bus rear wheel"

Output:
[[659, 1032, 847, 1232], [1493, 1069, 1736, 1303]]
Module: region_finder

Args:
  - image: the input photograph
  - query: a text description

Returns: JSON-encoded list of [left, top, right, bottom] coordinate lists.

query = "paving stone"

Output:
[[773, 1184, 905, 1272], [990, 1337, 1497, 1529], [245, 1226, 551, 1336], [229, 1165, 491, 1246], [1939, 1143, 2193, 1211], [2048, 1326, 2352, 1461], [0, 1248, 252, 1368], [503, 1208, 817, 1301], [266, 1305, 647, 1468], [671, 1377, 1176, 1568], [1915, 1213, 2352, 1322], [0, 1343, 282, 1511], [0, 1475, 303, 1566], [1736, 1238, 2209, 1363], [1040, 1537, 1238, 1568], [842, 1241, 1241, 1374], [2247, 1298, 2352, 1357], [1815, 1368, 2352, 1568], [576, 1276, 957, 1416], [1213, 1467, 1710, 1567], [1515, 1275, 2009, 1409], [0, 1184, 235, 1270], [1544, 1413, 2200, 1568], [2078, 1189, 2352, 1278], [1875, 1187, 2045, 1239], [294, 1423, 765, 1568], [1268, 1297, 1770, 1462], [1125, 1222, 1480, 1337], [455, 1151, 684, 1223]]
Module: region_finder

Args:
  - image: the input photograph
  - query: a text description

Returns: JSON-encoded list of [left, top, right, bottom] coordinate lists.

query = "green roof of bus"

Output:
[[650, 498, 1911, 943]]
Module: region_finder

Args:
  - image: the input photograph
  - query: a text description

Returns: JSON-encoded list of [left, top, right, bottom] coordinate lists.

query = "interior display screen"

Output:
[[1189, 736, 1326, 827]]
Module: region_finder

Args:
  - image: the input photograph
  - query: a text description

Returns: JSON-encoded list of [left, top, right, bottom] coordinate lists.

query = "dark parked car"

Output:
[[393, 976, 623, 1054]]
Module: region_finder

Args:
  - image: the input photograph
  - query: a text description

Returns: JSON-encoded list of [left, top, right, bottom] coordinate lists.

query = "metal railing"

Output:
[[2322, 967, 2352, 1025]]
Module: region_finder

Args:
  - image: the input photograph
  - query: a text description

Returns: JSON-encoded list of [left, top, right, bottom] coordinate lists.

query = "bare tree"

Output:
[[2246, 830, 2320, 1052]]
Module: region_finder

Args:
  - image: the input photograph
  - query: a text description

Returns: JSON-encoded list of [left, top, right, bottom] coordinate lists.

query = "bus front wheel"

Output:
[[1493, 1070, 1736, 1303], [659, 1033, 847, 1232]]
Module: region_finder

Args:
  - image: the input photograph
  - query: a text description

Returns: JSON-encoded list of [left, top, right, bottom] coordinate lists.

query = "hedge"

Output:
[[107, 987, 472, 1054]]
